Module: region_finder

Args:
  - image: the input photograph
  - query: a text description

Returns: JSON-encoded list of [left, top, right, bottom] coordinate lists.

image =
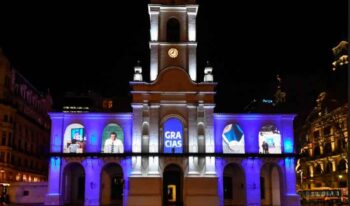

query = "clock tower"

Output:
[[129, 1, 218, 205], [149, 0, 198, 81]]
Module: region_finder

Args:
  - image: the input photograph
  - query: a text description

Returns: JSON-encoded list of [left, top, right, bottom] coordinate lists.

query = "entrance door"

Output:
[[163, 164, 183, 206], [63, 163, 85, 205], [101, 163, 124, 206]]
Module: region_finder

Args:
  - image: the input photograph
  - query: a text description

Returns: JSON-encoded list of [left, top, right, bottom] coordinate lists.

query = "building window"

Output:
[[16, 173, 20, 181], [167, 18, 180, 42], [3, 115, 8, 123], [103, 100, 113, 109], [339, 181, 347, 188], [314, 164, 322, 175], [337, 159, 347, 171], [0, 152, 5, 163], [6, 153, 9, 163], [324, 126, 331, 137], [338, 139, 346, 151], [2, 133, 6, 146], [325, 162, 333, 174], [313, 146, 321, 156], [9, 132, 12, 147], [324, 143, 332, 154], [1, 131, 6, 146], [313, 131, 320, 139]]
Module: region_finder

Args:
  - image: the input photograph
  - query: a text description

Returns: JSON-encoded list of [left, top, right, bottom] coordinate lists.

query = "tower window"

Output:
[[167, 18, 180, 42]]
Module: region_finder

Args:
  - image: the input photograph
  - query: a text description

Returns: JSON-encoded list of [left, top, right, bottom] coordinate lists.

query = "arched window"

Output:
[[337, 159, 347, 171], [324, 143, 332, 154], [259, 124, 281, 154], [63, 123, 86, 153], [314, 164, 322, 175], [313, 146, 321, 156], [325, 162, 333, 174], [163, 117, 183, 153], [167, 18, 180, 42], [101, 123, 124, 153], [222, 123, 245, 153]]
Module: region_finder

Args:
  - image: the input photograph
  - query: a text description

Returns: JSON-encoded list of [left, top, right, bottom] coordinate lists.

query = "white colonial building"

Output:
[[44, 1, 300, 206]]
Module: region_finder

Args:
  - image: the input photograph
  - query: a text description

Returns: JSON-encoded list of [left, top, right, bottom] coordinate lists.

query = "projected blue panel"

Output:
[[222, 123, 245, 153], [163, 118, 183, 153]]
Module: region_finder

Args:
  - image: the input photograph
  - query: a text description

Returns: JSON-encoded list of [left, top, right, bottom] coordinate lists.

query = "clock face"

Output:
[[168, 48, 179, 58]]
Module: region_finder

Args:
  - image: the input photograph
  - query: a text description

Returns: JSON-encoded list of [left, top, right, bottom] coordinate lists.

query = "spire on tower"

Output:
[[204, 61, 214, 82], [133, 60, 143, 82]]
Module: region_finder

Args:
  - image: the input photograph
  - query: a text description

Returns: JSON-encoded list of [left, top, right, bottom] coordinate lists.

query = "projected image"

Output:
[[222, 123, 245, 153], [259, 124, 281, 154], [63, 123, 87, 153], [101, 123, 124, 153], [163, 118, 183, 153]]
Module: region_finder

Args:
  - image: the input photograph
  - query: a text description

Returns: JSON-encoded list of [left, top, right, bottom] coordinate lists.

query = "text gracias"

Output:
[[164, 131, 182, 148]]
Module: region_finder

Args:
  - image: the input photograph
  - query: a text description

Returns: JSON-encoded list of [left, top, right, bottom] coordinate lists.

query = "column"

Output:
[[148, 104, 160, 175], [149, 5, 160, 81], [216, 158, 226, 206], [83, 158, 103, 206], [44, 157, 63, 205], [242, 158, 262, 206], [283, 158, 301, 206], [132, 105, 142, 175], [205, 105, 215, 175]]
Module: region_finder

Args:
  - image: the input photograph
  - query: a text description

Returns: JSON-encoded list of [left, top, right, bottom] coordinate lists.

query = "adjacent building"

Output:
[[45, 1, 300, 206], [0, 49, 52, 185], [296, 103, 348, 190]]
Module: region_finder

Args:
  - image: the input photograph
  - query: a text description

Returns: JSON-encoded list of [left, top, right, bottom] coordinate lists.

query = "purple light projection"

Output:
[[213, 114, 298, 206], [47, 112, 298, 206]]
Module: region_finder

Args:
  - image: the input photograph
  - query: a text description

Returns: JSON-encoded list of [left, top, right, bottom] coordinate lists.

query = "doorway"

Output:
[[100, 163, 124, 206], [63, 163, 85, 205], [163, 164, 183, 206]]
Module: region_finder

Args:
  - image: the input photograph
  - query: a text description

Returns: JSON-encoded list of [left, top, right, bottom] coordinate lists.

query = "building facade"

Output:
[[0, 49, 52, 185], [296, 104, 348, 190], [45, 1, 300, 206]]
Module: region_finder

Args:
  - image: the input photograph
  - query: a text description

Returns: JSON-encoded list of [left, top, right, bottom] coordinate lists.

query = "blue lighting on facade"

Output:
[[50, 157, 61, 171], [284, 139, 293, 153]]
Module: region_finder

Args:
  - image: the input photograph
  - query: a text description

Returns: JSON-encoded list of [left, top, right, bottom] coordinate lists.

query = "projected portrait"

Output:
[[259, 124, 281, 154], [101, 123, 124, 153], [63, 123, 87, 153], [222, 123, 245, 153]]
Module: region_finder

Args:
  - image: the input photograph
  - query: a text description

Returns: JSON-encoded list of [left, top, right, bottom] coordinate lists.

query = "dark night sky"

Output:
[[0, 1, 348, 120]]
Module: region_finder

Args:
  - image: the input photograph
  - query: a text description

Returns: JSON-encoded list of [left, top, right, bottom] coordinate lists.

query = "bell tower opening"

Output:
[[148, 1, 198, 81], [167, 18, 180, 42]]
